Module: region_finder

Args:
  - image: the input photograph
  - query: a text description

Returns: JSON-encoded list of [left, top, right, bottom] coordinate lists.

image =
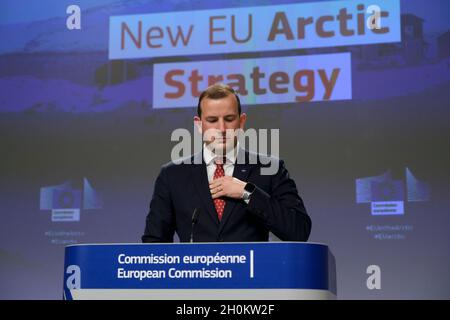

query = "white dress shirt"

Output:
[[203, 143, 250, 204]]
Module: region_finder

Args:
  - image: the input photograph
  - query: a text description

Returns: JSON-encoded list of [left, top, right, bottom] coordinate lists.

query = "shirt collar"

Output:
[[203, 142, 239, 165]]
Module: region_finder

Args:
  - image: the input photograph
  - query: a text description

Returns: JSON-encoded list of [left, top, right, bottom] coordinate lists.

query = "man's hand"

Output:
[[210, 176, 246, 199]]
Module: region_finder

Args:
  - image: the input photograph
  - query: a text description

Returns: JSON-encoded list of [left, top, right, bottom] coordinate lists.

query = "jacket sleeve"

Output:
[[246, 160, 312, 241], [142, 165, 176, 243]]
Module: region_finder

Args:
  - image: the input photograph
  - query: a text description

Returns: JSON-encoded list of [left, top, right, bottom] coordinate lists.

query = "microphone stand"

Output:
[[190, 208, 199, 243]]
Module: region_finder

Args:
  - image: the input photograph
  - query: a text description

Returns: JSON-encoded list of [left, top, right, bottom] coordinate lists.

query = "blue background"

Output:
[[0, 0, 449, 299]]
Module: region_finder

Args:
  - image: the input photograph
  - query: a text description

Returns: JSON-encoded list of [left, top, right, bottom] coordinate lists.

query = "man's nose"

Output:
[[217, 119, 226, 133]]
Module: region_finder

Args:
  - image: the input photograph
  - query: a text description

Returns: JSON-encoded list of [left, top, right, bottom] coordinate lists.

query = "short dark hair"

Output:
[[197, 83, 241, 117]]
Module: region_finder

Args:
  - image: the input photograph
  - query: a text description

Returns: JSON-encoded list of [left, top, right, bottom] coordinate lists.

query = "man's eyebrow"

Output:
[[204, 114, 237, 119]]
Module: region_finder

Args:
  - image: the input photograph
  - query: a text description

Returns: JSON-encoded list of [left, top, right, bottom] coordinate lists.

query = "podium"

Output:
[[63, 242, 336, 300]]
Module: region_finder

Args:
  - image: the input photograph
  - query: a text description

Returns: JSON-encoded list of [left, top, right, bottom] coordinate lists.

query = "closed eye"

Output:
[[224, 116, 237, 122]]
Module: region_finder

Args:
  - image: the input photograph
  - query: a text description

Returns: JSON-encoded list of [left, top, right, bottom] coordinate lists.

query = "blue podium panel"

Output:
[[63, 242, 336, 300]]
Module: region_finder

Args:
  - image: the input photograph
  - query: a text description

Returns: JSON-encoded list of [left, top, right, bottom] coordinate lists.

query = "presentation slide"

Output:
[[0, 0, 449, 300]]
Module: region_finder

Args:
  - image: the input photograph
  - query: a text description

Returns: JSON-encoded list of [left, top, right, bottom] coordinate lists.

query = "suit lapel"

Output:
[[190, 152, 220, 226]]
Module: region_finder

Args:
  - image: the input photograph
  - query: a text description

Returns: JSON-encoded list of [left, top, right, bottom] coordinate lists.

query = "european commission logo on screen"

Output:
[[40, 178, 103, 222], [356, 168, 430, 215]]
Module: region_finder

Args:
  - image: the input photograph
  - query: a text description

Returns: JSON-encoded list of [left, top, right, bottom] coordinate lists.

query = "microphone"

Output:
[[190, 208, 200, 243]]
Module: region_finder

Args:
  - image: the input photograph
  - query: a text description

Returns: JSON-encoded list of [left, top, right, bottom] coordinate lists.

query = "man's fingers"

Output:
[[212, 190, 226, 199], [209, 181, 219, 188], [210, 177, 226, 186], [210, 186, 222, 194], [210, 182, 222, 192], [210, 176, 231, 188]]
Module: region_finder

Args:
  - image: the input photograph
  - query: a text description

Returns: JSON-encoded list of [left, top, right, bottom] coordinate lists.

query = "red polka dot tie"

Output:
[[213, 160, 226, 221]]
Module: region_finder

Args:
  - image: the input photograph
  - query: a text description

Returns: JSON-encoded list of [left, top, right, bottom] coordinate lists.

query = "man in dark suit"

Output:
[[142, 84, 311, 243]]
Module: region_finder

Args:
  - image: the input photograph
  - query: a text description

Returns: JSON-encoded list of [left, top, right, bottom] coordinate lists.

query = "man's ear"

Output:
[[239, 113, 247, 129], [194, 116, 202, 134]]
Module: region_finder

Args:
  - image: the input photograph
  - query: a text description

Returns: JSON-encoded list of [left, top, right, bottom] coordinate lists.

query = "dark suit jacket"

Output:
[[142, 149, 311, 243]]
